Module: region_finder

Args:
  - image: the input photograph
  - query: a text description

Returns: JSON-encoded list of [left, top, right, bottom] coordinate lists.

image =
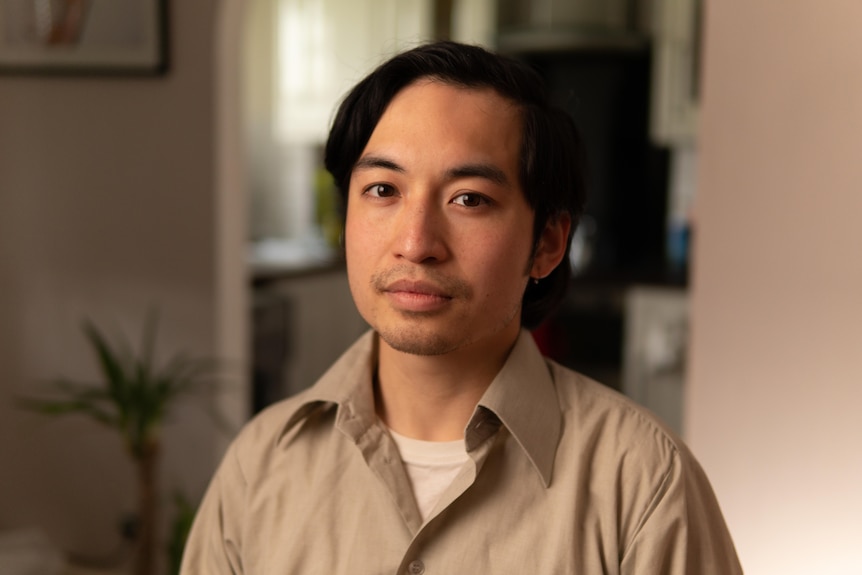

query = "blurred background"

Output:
[[0, 1, 860, 573]]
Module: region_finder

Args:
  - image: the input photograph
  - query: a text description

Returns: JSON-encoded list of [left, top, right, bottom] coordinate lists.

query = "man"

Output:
[[182, 42, 742, 574]]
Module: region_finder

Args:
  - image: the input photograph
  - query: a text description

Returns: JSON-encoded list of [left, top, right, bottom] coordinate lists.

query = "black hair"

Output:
[[324, 41, 587, 329]]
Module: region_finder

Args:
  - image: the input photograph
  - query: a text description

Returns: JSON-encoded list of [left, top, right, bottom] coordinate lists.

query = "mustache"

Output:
[[371, 266, 472, 299]]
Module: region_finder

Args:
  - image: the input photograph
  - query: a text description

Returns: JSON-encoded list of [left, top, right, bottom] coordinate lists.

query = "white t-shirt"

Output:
[[387, 427, 470, 521]]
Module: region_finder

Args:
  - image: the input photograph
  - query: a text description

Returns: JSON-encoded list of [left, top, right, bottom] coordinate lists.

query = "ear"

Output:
[[530, 214, 571, 280]]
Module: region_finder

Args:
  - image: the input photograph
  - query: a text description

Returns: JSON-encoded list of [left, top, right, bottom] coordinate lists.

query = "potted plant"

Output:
[[19, 313, 229, 575]]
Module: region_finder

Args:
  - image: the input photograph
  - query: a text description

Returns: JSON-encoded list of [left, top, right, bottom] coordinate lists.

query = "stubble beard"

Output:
[[369, 266, 471, 356], [368, 266, 524, 357], [377, 323, 460, 356]]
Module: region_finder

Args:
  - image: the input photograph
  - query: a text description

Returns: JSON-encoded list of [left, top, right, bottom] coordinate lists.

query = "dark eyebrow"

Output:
[[353, 155, 510, 187], [445, 163, 510, 187], [353, 155, 405, 173]]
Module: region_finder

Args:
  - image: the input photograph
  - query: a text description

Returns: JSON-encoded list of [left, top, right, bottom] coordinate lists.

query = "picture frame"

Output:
[[0, 0, 168, 75]]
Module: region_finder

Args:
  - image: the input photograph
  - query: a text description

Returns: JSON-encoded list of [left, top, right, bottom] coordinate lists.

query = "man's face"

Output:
[[344, 79, 544, 357]]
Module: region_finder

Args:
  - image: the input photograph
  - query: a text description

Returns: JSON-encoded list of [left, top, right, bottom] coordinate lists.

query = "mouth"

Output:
[[380, 279, 454, 312], [383, 279, 450, 297]]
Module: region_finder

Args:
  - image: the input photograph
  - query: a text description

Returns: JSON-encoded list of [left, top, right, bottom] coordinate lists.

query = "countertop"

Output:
[[249, 238, 345, 286]]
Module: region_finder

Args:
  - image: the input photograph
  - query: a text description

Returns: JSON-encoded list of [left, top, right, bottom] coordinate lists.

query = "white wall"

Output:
[[0, 0, 246, 559], [688, 1, 862, 573]]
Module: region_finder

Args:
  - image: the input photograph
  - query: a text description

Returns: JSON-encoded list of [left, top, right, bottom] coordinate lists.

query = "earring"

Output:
[[532, 277, 540, 285]]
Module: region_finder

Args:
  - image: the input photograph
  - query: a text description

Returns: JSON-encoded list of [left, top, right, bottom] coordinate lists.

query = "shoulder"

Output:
[[550, 359, 681, 446], [547, 360, 726, 524], [227, 330, 377, 473], [238, 390, 322, 442], [547, 360, 735, 555], [547, 359, 693, 484], [225, 389, 336, 482]]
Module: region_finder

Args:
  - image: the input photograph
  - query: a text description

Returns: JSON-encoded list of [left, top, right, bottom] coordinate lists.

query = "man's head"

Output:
[[325, 41, 586, 331]]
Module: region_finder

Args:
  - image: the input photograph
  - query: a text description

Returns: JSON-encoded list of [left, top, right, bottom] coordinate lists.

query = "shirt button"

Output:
[[408, 559, 425, 574]]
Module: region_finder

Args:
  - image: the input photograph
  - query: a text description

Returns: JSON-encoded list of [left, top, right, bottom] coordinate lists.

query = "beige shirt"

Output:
[[181, 330, 742, 574]]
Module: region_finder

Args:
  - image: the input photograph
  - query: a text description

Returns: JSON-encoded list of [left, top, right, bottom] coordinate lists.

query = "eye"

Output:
[[364, 183, 397, 198], [451, 192, 489, 208]]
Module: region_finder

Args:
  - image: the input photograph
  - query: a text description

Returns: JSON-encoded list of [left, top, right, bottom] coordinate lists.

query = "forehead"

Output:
[[381, 78, 521, 129], [361, 79, 523, 167], [386, 77, 520, 115]]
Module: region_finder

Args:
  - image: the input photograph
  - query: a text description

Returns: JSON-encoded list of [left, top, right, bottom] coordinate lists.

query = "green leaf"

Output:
[[82, 320, 131, 408], [19, 311, 235, 459], [17, 395, 119, 428]]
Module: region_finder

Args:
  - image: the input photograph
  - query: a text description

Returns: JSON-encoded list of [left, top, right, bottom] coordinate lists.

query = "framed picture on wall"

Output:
[[0, 0, 168, 75]]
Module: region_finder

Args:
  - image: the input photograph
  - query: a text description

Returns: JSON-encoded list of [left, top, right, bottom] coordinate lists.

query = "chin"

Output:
[[376, 325, 462, 357]]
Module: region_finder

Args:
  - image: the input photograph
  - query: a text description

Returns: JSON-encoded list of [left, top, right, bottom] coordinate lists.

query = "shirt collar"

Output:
[[278, 329, 561, 487], [474, 329, 561, 487], [278, 331, 378, 441]]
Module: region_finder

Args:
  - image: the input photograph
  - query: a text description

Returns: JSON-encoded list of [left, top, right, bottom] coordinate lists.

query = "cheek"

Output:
[[344, 207, 369, 261], [477, 225, 534, 273], [470, 239, 532, 295], [344, 213, 365, 282], [345, 246, 374, 323], [344, 207, 383, 311]]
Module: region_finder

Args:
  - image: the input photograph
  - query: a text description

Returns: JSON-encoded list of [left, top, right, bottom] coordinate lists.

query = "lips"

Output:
[[378, 278, 455, 313], [382, 279, 451, 298]]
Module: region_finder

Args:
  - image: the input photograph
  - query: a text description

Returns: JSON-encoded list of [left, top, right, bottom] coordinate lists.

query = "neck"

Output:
[[374, 330, 519, 441]]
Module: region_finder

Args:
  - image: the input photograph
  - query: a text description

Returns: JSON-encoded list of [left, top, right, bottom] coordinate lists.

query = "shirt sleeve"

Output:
[[620, 444, 743, 574], [180, 441, 245, 575]]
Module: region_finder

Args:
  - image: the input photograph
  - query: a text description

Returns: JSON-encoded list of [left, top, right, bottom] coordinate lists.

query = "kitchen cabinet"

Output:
[[496, 0, 642, 52], [252, 266, 367, 412], [650, 0, 701, 144], [539, 281, 688, 435], [621, 285, 688, 435]]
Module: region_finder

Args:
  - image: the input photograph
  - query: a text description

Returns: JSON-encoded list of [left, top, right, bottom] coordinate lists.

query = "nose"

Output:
[[392, 199, 449, 264]]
